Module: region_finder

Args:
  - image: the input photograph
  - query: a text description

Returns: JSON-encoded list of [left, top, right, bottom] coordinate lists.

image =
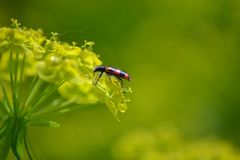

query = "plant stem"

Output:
[[0, 87, 11, 114], [31, 99, 76, 120], [29, 80, 64, 114], [9, 52, 21, 118], [23, 128, 33, 160], [23, 77, 43, 113], [18, 55, 26, 111]]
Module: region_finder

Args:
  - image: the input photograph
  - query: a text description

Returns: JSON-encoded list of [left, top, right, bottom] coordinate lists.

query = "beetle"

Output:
[[93, 66, 131, 86]]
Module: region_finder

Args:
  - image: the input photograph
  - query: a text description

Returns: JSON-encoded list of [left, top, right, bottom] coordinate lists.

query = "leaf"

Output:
[[29, 120, 61, 128]]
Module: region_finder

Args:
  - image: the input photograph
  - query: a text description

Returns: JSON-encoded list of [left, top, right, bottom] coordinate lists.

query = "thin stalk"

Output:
[[14, 53, 19, 95], [0, 82, 11, 114], [9, 52, 20, 117], [32, 104, 80, 120], [9, 52, 14, 93], [23, 128, 33, 160], [0, 135, 11, 160], [23, 77, 43, 112], [20, 76, 38, 111], [0, 124, 11, 160], [9, 52, 15, 114], [11, 128, 22, 160], [18, 55, 26, 107], [29, 81, 64, 114], [11, 118, 26, 160], [31, 99, 76, 120], [0, 97, 8, 115], [0, 119, 10, 139], [30, 98, 65, 118]]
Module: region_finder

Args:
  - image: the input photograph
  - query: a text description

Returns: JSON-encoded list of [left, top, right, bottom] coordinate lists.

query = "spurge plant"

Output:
[[0, 19, 132, 159]]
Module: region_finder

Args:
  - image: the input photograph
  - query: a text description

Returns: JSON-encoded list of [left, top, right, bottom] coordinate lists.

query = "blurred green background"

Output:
[[1, 0, 240, 159]]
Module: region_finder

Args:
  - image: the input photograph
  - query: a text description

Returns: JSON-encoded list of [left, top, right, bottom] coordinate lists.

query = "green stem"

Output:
[[0, 67, 11, 114], [0, 129, 11, 160], [23, 77, 43, 112], [0, 89, 11, 114], [9, 52, 20, 116], [0, 135, 11, 160], [9, 52, 15, 113], [10, 116, 29, 160], [31, 99, 76, 120], [11, 120, 22, 160], [18, 55, 25, 111], [0, 118, 13, 159], [23, 128, 33, 160], [29, 80, 64, 114], [20, 76, 37, 111], [0, 119, 10, 140], [14, 53, 19, 95], [9, 52, 14, 95]]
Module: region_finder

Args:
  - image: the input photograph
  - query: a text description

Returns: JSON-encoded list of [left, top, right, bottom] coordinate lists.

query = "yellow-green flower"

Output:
[[112, 128, 240, 160]]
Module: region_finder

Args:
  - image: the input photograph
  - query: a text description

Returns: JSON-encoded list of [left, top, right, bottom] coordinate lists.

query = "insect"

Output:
[[93, 66, 131, 86]]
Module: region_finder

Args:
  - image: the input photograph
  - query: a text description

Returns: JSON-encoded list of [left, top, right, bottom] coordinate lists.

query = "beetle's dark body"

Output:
[[93, 66, 131, 86]]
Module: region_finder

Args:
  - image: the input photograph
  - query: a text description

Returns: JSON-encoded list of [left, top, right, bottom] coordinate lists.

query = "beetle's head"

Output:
[[93, 66, 106, 72]]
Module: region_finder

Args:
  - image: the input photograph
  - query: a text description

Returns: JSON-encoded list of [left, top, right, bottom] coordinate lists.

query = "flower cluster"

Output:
[[0, 19, 131, 159], [112, 127, 240, 160]]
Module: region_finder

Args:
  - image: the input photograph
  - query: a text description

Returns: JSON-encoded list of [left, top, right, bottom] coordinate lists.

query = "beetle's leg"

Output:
[[94, 72, 103, 85], [107, 74, 112, 83], [115, 76, 124, 87]]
